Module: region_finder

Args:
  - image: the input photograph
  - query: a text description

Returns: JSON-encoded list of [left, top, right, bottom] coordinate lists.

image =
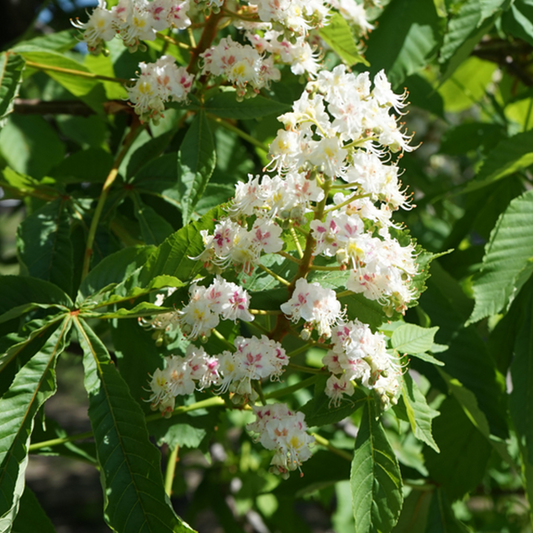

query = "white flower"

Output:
[[247, 403, 314, 476], [280, 278, 342, 338]]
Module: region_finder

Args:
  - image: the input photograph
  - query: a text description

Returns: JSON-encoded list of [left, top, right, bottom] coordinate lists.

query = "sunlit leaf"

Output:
[[0, 52, 25, 129], [75, 317, 196, 533], [351, 401, 403, 533], [0, 318, 71, 531], [468, 189, 533, 324]]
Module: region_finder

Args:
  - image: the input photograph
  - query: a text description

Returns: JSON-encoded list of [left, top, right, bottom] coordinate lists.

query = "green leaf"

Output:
[[0, 116, 65, 179], [510, 281, 533, 464], [205, 93, 290, 119], [0, 318, 70, 531], [409, 352, 445, 366], [50, 148, 113, 184], [423, 396, 491, 501], [468, 189, 533, 324], [401, 373, 439, 452], [0, 275, 72, 317], [464, 130, 533, 194], [363, 0, 443, 87], [351, 402, 403, 533], [77, 245, 155, 303], [17, 197, 74, 295], [126, 131, 176, 181], [424, 488, 471, 533], [340, 292, 389, 330], [75, 317, 195, 533], [177, 111, 216, 224], [138, 207, 223, 288], [420, 262, 508, 438], [391, 325, 439, 355], [502, 1, 533, 46], [19, 51, 106, 113], [12, 486, 56, 533], [0, 167, 58, 200], [439, 0, 508, 80], [300, 375, 368, 427], [11, 30, 78, 53], [0, 52, 25, 129], [133, 196, 175, 246], [392, 489, 432, 533], [319, 13, 369, 66]]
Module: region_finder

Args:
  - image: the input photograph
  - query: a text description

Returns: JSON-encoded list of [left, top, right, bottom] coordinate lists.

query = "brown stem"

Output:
[[187, 8, 225, 74]]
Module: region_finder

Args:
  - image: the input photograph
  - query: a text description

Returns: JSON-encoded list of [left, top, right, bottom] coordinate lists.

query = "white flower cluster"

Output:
[[266, 66, 418, 314], [127, 55, 194, 122], [248, 0, 330, 36], [323, 319, 401, 409], [179, 276, 254, 339], [201, 36, 281, 100], [247, 403, 314, 477], [148, 334, 287, 411], [148, 345, 220, 416], [281, 278, 342, 339], [196, 212, 284, 274], [218, 335, 288, 400], [246, 30, 321, 77], [72, 0, 191, 54]]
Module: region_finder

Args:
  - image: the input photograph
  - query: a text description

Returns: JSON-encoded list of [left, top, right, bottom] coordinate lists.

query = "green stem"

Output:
[[323, 191, 371, 214], [165, 445, 179, 497], [249, 309, 282, 315], [290, 227, 304, 258], [309, 265, 343, 272], [311, 433, 352, 461], [156, 32, 191, 50], [25, 60, 130, 85], [288, 363, 324, 374], [81, 123, 143, 280], [258, 264, 291, 286], [264, 375, 319, 399], [277, 251, 301, 265], [28, 430, 93, 452], [211, 328, 235, 349], [336, 290, 352, 298], [255, 380, 267, 405], [207, 114, 270, 152]]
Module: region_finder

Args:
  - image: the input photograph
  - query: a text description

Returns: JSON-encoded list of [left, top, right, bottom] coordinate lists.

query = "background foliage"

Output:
[[1, 0, 533, 532]]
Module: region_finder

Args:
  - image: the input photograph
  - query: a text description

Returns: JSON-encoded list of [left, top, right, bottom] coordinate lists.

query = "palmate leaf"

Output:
[[362, 0, 442, 87], [423, 396, 491, 501], [351, 401, 403, 533], [463, 129, 533, 194], [138, 207, 224, 288], [301, 375, 368, 427], [132, 195, 175, 246], [319, 13, 368, 66], [12, 487, 56, 533], [177, 110, 216, 225], [74, 317, 195, 533], [18, 50, 106, 114], [0, 317, 71, 532], [391, 325, 439, 355], [400, 373, 439, 452], [17, 197, 74, 296], [204, 92, 290, 119], [468, 189, 533, 324], [439, 0, 508, 80], [0, 53, 25, 130], [420, 262, 507, 438], [0, 275, 72, 322], [510, 280, 533, 465]]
